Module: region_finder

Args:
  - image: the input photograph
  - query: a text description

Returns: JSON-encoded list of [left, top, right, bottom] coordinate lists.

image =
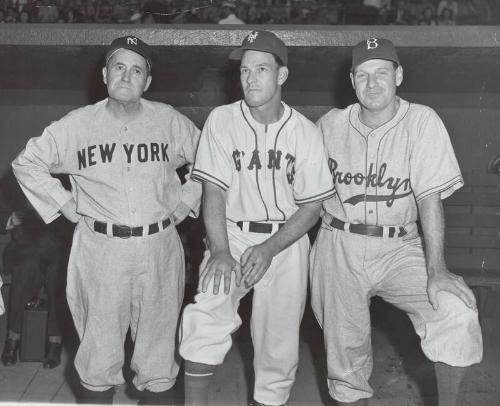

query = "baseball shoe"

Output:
[[138, 389, 182, 405], [1, 338, 19, 366], [43, 342, 62, 369], [248, 401, 286, 406], [77, 386, 114, 404]]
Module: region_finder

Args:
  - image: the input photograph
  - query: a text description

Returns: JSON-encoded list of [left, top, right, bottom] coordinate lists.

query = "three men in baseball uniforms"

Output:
[[12, 36, 201, 404], [179, 30, 335, 406], [310, 38, 483, 405]]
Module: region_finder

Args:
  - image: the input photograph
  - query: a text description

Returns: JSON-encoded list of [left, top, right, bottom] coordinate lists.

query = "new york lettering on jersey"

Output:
[[77, 142, 170, 169]]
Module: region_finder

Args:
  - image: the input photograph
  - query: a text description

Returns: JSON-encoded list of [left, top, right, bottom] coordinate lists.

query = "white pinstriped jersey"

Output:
[[318, 98, 463, 226], [12, 98, 201, 225], [192, 100, 335, 222]]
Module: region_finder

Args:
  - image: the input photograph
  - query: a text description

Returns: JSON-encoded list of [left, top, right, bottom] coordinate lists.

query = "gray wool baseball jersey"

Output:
[[12, 98, 201, 225]]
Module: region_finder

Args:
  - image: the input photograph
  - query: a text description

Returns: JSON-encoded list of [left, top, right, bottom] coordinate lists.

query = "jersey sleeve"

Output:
[[191, 109, 233, 191], [293, 123, 335, 205], [173, 112, 202, 218], [11, 124, 73, 224], [410, 108, 463, 201]]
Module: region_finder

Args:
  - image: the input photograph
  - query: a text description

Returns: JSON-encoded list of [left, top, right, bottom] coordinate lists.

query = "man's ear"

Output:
[[278, 66, 289, 86], [144, 75, 152, 92], [396, 65, 403, 87], [102, 66, 108, 85], [349, 71, 355, 90]]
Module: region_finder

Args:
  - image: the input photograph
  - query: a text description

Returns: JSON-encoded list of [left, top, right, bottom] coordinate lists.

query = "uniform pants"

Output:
[[180, 222, 309, 406], [310, 223, 483, 404], [66, 218, 184, 392], [4, 230, 67, 337]]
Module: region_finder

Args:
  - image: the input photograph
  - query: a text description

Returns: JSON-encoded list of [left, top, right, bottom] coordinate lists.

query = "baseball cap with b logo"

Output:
[[106, 35, 153, 71], [229, 30, 288, 66], [351, 38, 400, 72]]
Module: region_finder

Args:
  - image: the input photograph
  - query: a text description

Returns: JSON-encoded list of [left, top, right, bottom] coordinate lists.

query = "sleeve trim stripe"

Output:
[[295, 188, 336, 204], [415, 176, 464, 201], [191, 170, 229, 191]]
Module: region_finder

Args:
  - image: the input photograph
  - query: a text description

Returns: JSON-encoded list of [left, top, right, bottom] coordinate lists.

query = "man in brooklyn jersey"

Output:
[[310, 37, 483, 405], [179, 30, 334, 406]]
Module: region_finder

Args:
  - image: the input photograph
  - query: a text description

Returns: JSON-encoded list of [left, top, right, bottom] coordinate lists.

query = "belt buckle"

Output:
[[114, 224, 132, 239]]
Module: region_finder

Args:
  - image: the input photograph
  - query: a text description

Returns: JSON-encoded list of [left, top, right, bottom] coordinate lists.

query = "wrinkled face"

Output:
[[240, 50, 288, 109], [102, 48, 151, 105], [350, 59, 402, 113]]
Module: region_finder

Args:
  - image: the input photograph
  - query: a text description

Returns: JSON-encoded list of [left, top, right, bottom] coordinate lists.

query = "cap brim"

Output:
[[107, 46, 152, 69], [352, 56, 399, 71], [229, 46, 283, 62]]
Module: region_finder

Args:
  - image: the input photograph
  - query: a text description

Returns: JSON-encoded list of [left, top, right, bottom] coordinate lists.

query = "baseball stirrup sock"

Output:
[[184, 369, 214, 406]]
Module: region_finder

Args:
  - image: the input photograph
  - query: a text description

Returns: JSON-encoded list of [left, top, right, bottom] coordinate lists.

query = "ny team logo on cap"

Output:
[[126, 36, 138, 46], [247, 31, 259, 44]]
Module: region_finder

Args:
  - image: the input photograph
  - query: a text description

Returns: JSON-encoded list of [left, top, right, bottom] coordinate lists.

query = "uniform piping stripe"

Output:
[[185, 372, 214, 377], [415, 176, 463, 201], [192, 170, 229, 190], [295, 187, 336, 204], [272, 108, 292, 221], [240, 101, 270, 221], [374, 102, 410, 224]]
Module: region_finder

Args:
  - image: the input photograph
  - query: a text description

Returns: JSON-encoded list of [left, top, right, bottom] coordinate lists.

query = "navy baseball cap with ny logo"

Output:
[[229, 30, 288, 66], [351, 38, 400, 72], [106, 35, 153, 70]]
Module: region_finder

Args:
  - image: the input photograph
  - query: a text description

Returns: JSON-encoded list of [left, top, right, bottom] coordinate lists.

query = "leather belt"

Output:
[[329, 217, 407, 238], [94, 218, 171, 238], [236, 221, 284, 234]]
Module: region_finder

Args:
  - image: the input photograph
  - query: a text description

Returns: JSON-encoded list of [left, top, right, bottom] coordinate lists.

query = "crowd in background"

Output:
[[0, 0, 497, 26]]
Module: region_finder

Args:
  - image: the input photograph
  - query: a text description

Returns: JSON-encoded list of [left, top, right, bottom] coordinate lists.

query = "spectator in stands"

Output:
[[438, 0, 458, 18], [390, 0, 412, 24], [418, 5, 437, 24], [218, 0, 245, 23], [438, 6, 456, 24], [4, 6, 18, 22], [362, 0, 390, 24], [18, 7, 29, 21], [37, 0, 59, 22], [112, 0, 130, 23], [0, 9, 5, 22], [1, 203, 71, 369]]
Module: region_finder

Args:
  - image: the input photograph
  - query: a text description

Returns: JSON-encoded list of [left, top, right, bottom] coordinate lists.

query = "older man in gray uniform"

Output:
[[12, 35, 201, 404]]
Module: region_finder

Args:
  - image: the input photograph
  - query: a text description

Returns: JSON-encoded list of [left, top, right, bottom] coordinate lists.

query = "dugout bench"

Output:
[[0, 24, 499, 341]]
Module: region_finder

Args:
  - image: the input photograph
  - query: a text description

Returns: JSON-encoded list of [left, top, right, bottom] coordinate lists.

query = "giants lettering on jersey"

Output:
[[77, 142, 169, 170], [232, 149, 296, 184], [328, 158, 412, 207]]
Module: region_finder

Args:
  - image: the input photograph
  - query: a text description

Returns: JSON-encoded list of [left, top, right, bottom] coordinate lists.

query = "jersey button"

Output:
[[368, 210, 374, 214]]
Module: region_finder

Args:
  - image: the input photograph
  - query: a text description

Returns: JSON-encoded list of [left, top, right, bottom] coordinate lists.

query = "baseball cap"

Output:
[[106, 35, 153, 71], [229, 30, 288, 66], [351, 38, 400, 72]]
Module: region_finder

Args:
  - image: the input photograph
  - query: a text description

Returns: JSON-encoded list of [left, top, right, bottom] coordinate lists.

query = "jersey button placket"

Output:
[[366, 136, 378, 223]]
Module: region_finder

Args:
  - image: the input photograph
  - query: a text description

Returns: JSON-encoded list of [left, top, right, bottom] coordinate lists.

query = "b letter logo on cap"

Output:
[[366, 38, 378, 50], [127, 36, 138, 46]]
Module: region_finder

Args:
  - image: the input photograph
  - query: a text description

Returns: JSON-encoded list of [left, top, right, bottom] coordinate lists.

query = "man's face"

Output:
[[102, 48, 151, 105], [240, 50, 288, 109], [350, 59, 402, 113]]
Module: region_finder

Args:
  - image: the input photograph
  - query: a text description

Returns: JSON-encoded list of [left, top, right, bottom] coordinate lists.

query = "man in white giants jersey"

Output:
[[179, 30, 335, 406]]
